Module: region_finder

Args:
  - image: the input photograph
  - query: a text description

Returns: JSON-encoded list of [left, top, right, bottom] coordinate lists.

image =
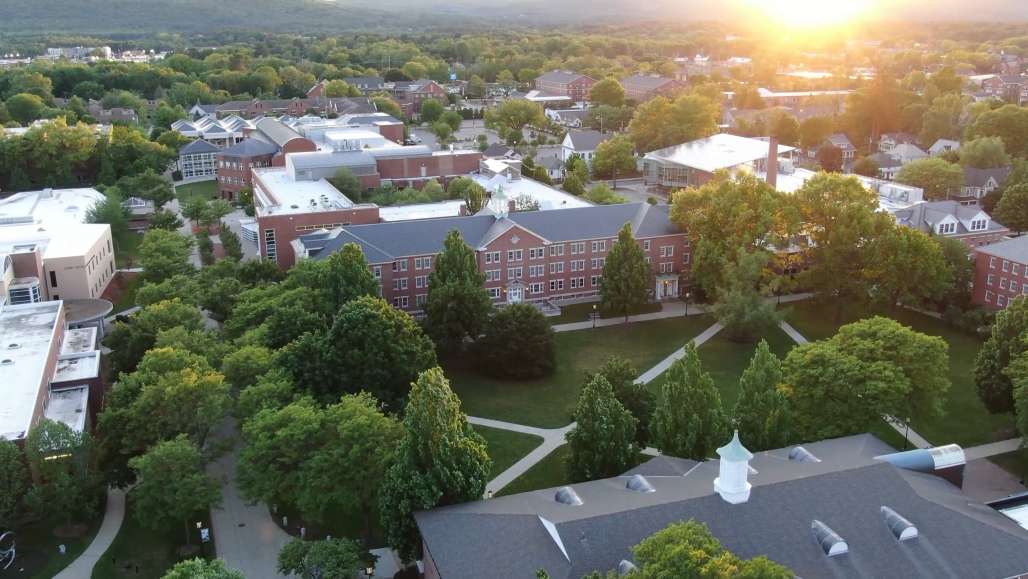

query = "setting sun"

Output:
[[743, 0, 876, 28]]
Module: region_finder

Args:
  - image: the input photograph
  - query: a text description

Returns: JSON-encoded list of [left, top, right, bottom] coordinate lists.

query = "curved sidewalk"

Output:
[[54, 487, 126, 579]]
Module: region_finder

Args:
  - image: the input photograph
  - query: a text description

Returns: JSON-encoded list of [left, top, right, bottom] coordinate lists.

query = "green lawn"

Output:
[[4, 506, 104, 579], [473, 425, 544, 479], [91, 497, 214, 579], [174, 180, 218, 205], [692, 325, 797, 408], [448, 315, 716, 428], [786, 301, 1016, 447], [550, 301, 664, 325]]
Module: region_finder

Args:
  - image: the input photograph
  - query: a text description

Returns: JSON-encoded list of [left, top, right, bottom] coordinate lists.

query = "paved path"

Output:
[[778, 321, 809, 345], [206, 420, 291, 578], [964, 438, 1023, 460], [54, 487, 126, 579], [635, 322, 724, 385]]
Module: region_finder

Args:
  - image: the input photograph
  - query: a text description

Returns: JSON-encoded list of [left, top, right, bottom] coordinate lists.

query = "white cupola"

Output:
[[714, 430, 754, 504]]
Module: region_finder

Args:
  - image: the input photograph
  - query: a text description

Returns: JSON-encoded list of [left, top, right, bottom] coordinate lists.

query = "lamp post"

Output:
[[365, 565, 375, 578], [684, 291, 691, 317], [592, 304, 598, 328], [196, 521, 204, 558]]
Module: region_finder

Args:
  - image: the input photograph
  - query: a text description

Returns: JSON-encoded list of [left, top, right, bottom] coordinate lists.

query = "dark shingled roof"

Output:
[[565, 130, 610, 152], [964, 166, 1012, 189], [620, 74, 677, 91], [178, 138, 220, 156], [415, 434, 1028, 579], [536, 70, 592, 84], [219, 138, 279, 158]]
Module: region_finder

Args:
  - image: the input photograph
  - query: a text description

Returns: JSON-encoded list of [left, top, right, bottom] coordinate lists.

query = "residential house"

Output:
[[929, 139, 961, 156], [892, 200, 1008, 249], [534, 71, 596, 102], [973, 236, 1028, 309], [295, 202, 690, 312], [188, 102, 218, 121], [619, 74, 684, 102], [85, 101, 137, 124], [982, 75, 1028, 104], [532, 152, 565, 182], [415, 432, 1028, 579], [561, 130, 611, 168], [642, 134, 794, 190], [212, 96, 376, 119], [392, 79, 448, 117], [177, 139, 220, 180], [867, 152, 904, 180], [960, 166, 1011, 200], [807, 133, 855, 160], [342, 77, 386, 93], [545, 108, 591, 128], [889, 143, 928, 165], [878, 132, 919, 153]]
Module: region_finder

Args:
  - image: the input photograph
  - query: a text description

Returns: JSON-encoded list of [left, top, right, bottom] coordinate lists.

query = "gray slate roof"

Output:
[[868, 152, 903, 169], [827, 133, 855, 151], [536, 70, 591, 84], [964, 166, 1012, 189], [620, 74, 676, 91], [893, 200, 1008, 236], [976, 235, 1028, 262], [179, 138, 220, 156], [566, 130, 609, 152], [255, 117, 307, 148], [219, 138, 279, 158], [415, 434, 1028, 579], [304, 203, 677, 262]]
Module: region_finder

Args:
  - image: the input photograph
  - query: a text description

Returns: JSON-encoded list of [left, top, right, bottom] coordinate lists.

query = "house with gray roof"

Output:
[[961, 166, 1011, 200], [415, 433, 1028, 579], [561, 130, 611, 168], [892, 200, 1008, 249], [867, 152, 904, 180], [619, 74, 684, 102], [545, 108, 591, 128]]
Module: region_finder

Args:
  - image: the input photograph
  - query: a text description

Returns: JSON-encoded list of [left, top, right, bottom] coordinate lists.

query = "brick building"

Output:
[[293, 203, 689, 313], [213, 96, 377, 119], [392, 79, 448, 117], [892, 200, 1008, 250], [534, 71, 597, 102], [981, 75, 1028, 104], [973, 236, 1028, 310], [177, 138, 220, 180], [619, 74, 685, 102]]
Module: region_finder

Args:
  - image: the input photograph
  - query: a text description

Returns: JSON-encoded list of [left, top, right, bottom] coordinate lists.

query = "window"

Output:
[[643, 240, 651, 251], [392, 296, 409, 308], [549, 262, 564, 274], [530, 282, 544, 294], [939, 222, 956, 235], [591, 240, 607, 252], [591, 257, 605, 269], [570, 242, 585, 255], [1023, 285, 1028, 295], [264, 229, 277, 262], [988, 274, 995, 286], [486, 269, 501, 282], [485, 251, 501, 264], [415, 256, 433, 270], [372, 266, 382, 279], [549, 244, 565, 257], [416, 294, 427, 307], [683, 253, 690, 265], [529, 247, 545, 260], [507, 267, 523, 279], [571, 260, 585, 272], [393, 278, 409, 291], [1014, 264, 1022, 276], [1003, 260, 1010, 272], [1001, 278, 1008, 290], [415, 275, 427, 289], [660, 245, 674, 258], [488, 287, 501, 299], [990, 257, 998, 269], [998, 294, 1007, 308], [549, 279, 564, 291], [1012, 280, 1020, 293], [570, 277, 585, 289], [660, 262, 674, 274], [507, 249, 523, 262], [970, 219, 987, 231], [986, 290, 994, 302], [529, 265, 545, 278], [591, 275, 601, 287]]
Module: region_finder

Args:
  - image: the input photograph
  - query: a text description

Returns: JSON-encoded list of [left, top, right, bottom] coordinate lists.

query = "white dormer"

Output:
[[714, 430, 754, 504], [960, 210, 990, 233], [934, 214, 959, 235]]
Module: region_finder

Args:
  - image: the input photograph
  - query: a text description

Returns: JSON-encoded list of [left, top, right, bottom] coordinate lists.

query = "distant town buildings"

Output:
[[619, 74, 685, 102], [534, 70, 596, 103]]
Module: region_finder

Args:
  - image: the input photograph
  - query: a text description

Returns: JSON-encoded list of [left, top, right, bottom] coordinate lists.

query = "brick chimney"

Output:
[[765, 136, 778, 190]]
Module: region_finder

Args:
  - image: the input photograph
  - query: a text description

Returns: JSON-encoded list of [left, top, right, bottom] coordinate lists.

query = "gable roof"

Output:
[[893, 200, 1007, 236], [415, 434, 1028, 579], [620, 74, 677, 91], [565, 130, 610, 152], [179, 139, 220, 155], [219, 137, 279, 158], [964, 166, 1012, 189], [537, 70, 591, 84], [826, 133, 855, 150], [976, 235, 1028, 263]]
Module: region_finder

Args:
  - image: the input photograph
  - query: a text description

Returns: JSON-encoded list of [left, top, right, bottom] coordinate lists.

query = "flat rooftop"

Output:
[[44, 385, 89, 433], [0, 301, 63, 441], [253, 168, 356, 217], [379, 200, 466, 222], [471, 174, 592, 212], [757, 167, 924, 214], [0, 188, 105, 227], [643, 134, 796, 173], [0, 223, 110, 260], [54, 351, 100, 384], [61, 327, 97, 355]]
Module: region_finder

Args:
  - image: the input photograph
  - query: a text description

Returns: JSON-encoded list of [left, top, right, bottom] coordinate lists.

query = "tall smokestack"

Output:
[[765, 136, 778, 190]]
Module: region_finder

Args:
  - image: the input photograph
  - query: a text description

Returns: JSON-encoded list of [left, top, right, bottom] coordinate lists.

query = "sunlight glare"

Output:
[[743, 0, 875, 28]]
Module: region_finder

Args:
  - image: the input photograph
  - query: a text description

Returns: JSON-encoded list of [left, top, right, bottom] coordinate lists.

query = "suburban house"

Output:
[[878, 132, 919, 153], [929, 138, 961, 156], [641, 134, 794, 190], [188, 102, 218, 121], [892, 200, 1008, 249], [889, 143, 929, 165], [177, 138, 220, 180], [534, 70, 596, 102], [0, 300, 104, 445], [545, 109, 591, 128], [415, 432, 1028, 579], [294, 202, 690, 312], [561, 130, 611, 168], [392, 79, 448, 117], [0, 188, 116, 303], [342, 76, 386, 93], [532, 151, 565, 182], [619, 74, 684, 102], [807, 133, 855, 160], [960, 166, 1012, 201], [973, 236, 1028, 309], [867, 152, 904, 180], [85, 101, 137, 124]]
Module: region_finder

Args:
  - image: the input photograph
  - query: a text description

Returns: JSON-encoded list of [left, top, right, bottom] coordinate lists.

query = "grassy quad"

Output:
[[446, 315, 716, 428], [173, 180, 219, 205], [472, 425, 544, 480]]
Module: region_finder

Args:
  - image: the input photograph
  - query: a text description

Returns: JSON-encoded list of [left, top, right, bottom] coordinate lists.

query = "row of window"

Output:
[[219, 175, 246, 186], [387, 254, 686, 286], [989, 257, 1028, 277]]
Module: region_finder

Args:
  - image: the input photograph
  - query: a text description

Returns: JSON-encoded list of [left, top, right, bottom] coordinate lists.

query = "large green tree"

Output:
[[601, 223, 652, 321], [118, 170, 174, 208], [587, 356, 654, 445], [0, 440, 28, 529], [128, 436, 221, 545], [484, 99, 545, 134], [975, 296, 1028, 414], [651, 344, 728, 460], [895, 157, 965, 200], [867, 226, 953, 311], [379, 368, 491, 562], [474, 302, 556, 379], [424, 230, 493, 354], [162, 559, 244, 579], [589, 78, 625, 107], [960, 136, 1011, 169], [965, 104, 1028, 158], [711, 248, 782, 341], [590, 134, 635, 188], [278, 538, 366, 579], [733, 340, 791, 451], [628, 93, 718, 152], [24, 419, 101, 526], [104, 298, 204, 377], [632, 520, 792, 578], [567, 375, 638, 481], [996, 183, 1028, 234], [138, 229, 194, 283]]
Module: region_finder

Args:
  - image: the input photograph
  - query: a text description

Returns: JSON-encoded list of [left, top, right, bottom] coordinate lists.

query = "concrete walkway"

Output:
[[778, 321, 809, 345], [635, 322, 724, 385], [207, 420, 291, 578], [54, 487, 126, 579], [964, 438, 1023, 460]]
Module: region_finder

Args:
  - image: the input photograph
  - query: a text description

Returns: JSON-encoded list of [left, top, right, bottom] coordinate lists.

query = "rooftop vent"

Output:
[[555, 486, 583, 506], [788, 446, 821, 463], [7, 343, 20, 349], [928, 444, 966, 470], [617, 560, 638, 576], [881, 506, 918, 541], [626, 474, 655, 494], [811, 520, 848, 557], [0, 359, 12, 366]]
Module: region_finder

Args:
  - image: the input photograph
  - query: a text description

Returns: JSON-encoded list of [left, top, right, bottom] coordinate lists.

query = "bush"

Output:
[[647, 196, 658, 205], [475, 303, 556, 379]]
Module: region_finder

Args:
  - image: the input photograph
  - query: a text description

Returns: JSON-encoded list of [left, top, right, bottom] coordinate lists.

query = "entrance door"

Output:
[[507, 286, 523, 304]]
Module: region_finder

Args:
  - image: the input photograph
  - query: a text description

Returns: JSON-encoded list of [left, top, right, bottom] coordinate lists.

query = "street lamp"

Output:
[[684, 291, 691, 317], [365, 565, 375, 577], [592, 304, 598, 328]]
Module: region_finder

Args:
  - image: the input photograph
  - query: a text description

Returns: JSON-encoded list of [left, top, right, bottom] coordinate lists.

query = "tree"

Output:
[[278, 538, 366, 579], [895, 157, 965, 200], [219, 225, 243, 260], [103, 298, 204, 377], [372, 96, 403, 119], [601, 223, 653, 321], [920, 94, 966, 147], [960, 136, 1010, 169], [163, 559, 244, 579], [467, 75, 486, 98], [771, 112, 800, 146], [815, 143, 843, 172], [181, 197, 209, 227], [430, 120, 453, 142], [567, 375, 638, 481], [324, 80, 360, 97], [868, 226, 953, 310], [424, 230, 493, 354], [279, 296, 437, 407], [235, 370, 296, 423], [447, 177, 486, 214], [633, 520, 792, 578], [118, 170, 174, 208], [583, 184, 627, 205], [965, 104, 1028, 158], [651, 344, 728, 460], [996, 183, 1028, 234], [238, 397, 324, 510], [937, 236, 976, 311], [484, 99, 545, 134], [587, 357, 654, 445], [628, 94, 719, 152], [129, 436, 221, 545], [24, 419, 101, 526], [589, 78, 625, 107], [379, 368, 491, 562], [329, 167, 363, 201], [5, 93, 45, 124], [798, 117, 833, 151], [203, 199, 234, 228], [196, 231, 215, 266], [562, 172, 585, 196], [975, 297, 1028, 414], [712, 249, 782, 341], [139, 229, 194, 283], [733, 340, 790, 451], [852, 156, 880, 177], [152, 102, 188, 130], [419, 99, 444, 124], [149, 209, 184, 231], [220, 345, 274, 389], [475, 303, 556, 379], [87, 187, 131, 248], [0, 440, 27, 529], [440, 110, 463, 133], [591, 135, 635, 188]]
